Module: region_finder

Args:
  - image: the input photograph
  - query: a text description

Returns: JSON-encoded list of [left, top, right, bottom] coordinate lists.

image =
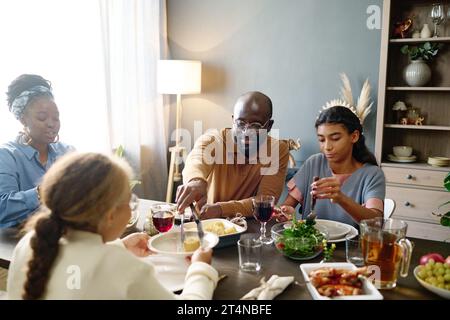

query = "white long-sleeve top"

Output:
[[7, 230, 218, 299]]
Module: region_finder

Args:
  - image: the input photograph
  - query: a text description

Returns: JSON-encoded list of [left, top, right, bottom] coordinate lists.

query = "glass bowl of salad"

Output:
[[271, 220, 328, 260]]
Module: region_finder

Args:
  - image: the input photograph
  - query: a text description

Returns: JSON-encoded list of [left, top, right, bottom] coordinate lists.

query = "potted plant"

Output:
[[433, 172, 450, 227], [400, 42, 444, 86], [114, 145, 141, 190]]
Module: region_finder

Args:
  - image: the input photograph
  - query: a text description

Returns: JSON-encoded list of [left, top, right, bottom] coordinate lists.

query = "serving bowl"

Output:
[[271, 221, 328, 260], [414, 266, 450, 299], [393, 146, 413, 157], [183, 218, 247, 248]]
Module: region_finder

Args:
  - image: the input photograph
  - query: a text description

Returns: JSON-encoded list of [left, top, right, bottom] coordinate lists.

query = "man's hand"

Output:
[[199, 204, 222, 220], [176, 178, 208, 213]]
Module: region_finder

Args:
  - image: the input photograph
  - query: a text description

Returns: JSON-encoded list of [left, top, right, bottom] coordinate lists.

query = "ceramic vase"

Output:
[[420, 24, 432, 38], [404, 59, 431, 87]]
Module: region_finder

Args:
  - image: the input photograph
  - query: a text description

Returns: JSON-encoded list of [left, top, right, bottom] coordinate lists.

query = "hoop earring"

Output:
[[53, 134, 59, 143]]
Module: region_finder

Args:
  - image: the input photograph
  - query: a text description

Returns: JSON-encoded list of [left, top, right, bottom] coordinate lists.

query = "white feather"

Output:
[[340, 73, 354, 106]]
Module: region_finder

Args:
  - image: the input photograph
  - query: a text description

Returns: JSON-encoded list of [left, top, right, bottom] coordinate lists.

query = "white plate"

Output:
[[141, 255, 188, 292], [314, 219, 352, 240], [414, 266, 450, 299], [326, 224, 358, 243], [148, 230, 219, 256], [300, 262, 384, 300], [387, 155, 417, 163]]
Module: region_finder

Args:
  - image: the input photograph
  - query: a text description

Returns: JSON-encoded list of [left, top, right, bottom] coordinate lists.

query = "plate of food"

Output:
[[299, 263, 383, 300], [148, 230, 219, 256], [183, 218, 247, 248]]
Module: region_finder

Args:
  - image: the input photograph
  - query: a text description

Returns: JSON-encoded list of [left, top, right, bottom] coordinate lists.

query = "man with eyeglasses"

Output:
[[176, 91, 289, 219]]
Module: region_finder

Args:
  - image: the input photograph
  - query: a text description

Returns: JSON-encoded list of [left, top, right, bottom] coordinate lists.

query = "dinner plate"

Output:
[[148, 230, 219, 256], [141, 255, 188, 292], [387, 154, 417, 163], [299, 262, 384, 300], [314, 219, 352, 240], [326, 224, 358, 243]]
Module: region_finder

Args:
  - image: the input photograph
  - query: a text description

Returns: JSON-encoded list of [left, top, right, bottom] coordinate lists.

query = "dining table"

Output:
[[1, 198, 449, 300]]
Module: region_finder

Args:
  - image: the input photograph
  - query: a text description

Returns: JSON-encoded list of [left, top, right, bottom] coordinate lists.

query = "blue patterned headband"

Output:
[[9, 85, 54, 120]]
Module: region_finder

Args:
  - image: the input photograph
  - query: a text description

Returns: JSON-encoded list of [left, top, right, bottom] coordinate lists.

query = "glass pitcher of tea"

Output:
[[360, 217, 413, 289]]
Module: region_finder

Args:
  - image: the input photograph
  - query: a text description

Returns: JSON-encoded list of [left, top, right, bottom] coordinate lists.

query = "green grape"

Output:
[[437, 284, 445, 289], [436, 268, 445, 276], [435, 262, 444, 268], [425, 264, 433, 271], [418, 270, 427, 279], [444, 274, 450, 282], [444, 263, 450, 269], [427, 259, 436, 265], [437, 275, 445, 284], [446, 284, 450, 291]]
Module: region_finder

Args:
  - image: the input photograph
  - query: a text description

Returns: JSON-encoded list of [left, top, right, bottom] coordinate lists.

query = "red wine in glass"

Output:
[[252, 195, 275, 244], [254, 203, 274, 222], [152, 211, 174, 233]]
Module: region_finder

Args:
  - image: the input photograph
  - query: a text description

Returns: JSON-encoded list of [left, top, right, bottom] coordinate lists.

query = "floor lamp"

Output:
[[157, 60, 202, 203]]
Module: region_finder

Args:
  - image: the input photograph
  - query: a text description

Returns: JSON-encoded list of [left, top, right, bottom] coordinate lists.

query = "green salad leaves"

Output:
[[275, 219, 326, 259]]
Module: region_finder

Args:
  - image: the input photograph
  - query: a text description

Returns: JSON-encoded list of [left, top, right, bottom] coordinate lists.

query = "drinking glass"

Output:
[[252, 195, 275, 245], [430, 3, 445, 37], [345, 235, 364, 267], [238, 234, 262, 272]]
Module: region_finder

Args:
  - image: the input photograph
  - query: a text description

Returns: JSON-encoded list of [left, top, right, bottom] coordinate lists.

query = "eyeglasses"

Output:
[[233, 119, 270, 131], [129, 193, 139, 211]]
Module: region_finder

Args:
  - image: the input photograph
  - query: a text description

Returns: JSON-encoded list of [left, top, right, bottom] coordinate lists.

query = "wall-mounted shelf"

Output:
[[387, 87, 450, 91], [384, 124, 450, 131], [389, 37, 450, 43]]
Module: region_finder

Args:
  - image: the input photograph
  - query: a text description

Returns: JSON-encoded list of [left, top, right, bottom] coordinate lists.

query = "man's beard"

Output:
[[232, 129, 268, 160]]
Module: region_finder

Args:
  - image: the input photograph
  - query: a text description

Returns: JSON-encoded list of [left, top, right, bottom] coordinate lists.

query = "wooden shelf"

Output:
[[384, 124, 450, 131], [389, 37, 450, 44], [381, 162, 450, 172], [387, 87, 450, 91]]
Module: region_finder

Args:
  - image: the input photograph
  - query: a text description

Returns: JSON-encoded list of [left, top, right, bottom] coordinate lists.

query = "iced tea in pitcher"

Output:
[[360, 218, 413, 289]]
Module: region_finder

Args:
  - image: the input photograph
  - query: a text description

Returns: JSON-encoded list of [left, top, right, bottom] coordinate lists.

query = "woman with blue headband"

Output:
[[0, 74, 73, 228]]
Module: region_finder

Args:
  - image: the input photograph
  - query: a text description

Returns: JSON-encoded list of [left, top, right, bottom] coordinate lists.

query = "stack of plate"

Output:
[[428, 157, 450, 167], [387, 154, 417, 163]]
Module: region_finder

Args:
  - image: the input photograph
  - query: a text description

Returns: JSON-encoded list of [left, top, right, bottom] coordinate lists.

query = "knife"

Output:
[[180, 210, 185, 247], [189, 203, 205, 248]]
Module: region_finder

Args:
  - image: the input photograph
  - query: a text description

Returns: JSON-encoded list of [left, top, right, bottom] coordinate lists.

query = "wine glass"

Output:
[[430, 3, 445, 37], [151, 210, 175, 233], [252, 195, 275, 245]]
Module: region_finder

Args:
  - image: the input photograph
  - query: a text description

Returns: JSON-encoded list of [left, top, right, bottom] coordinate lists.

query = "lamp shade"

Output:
[[157, 60, 201, 94]]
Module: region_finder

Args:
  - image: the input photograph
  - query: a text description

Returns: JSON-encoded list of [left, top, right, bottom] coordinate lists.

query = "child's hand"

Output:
[[273, 205, 295, 222], [188, 247, 213, 265], [311, 177, 343, 204], [122, 232, 152, 257]]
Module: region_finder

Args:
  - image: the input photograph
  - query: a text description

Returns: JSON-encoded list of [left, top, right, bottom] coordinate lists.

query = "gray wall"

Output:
[[167, 0, 382, 162]]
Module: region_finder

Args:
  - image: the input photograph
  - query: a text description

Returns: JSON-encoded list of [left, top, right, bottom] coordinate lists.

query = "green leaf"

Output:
[[401, 45, 409, 55], [424, 42, 431, 50], [441, 212, 450, 227], [115, 145, 125, 158], [444, 172, 450, 191]]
